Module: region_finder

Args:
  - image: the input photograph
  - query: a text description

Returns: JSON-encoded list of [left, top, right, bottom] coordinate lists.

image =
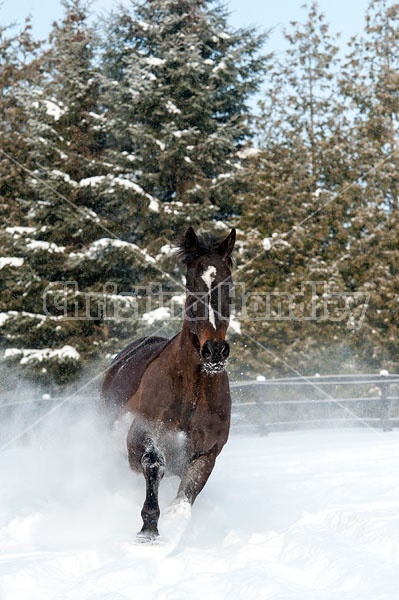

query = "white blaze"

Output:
[[201, 266, 217, 329]]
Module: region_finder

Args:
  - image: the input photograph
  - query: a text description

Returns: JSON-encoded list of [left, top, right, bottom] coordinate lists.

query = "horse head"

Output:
[[177, 226, 236, 374]]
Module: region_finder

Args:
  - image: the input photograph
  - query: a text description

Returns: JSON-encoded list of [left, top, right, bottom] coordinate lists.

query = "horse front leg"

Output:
[[176, 445, 218, 505], [128, 425, 165, 539], [139, 441, 166, 537]]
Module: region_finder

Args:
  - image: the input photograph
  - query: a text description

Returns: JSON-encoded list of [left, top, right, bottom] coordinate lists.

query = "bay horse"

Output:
[[101, 226, 236, 539]]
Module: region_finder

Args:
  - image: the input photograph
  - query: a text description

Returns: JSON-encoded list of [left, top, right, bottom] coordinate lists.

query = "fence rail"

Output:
[[230, 374, 399, 433], [1, 374, 399, 434]]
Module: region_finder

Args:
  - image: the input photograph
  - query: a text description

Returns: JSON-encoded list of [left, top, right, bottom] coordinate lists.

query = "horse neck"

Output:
[[177, 319, 201, 367], [174, 322, 210, 400]]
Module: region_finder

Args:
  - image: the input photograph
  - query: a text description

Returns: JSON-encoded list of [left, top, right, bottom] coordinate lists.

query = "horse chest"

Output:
[[167, 376, 199, 428], [179, 382, 230, 443]]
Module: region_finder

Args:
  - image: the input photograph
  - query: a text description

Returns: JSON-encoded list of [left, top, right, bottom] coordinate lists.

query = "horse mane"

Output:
[[175, 231, 233, 267]]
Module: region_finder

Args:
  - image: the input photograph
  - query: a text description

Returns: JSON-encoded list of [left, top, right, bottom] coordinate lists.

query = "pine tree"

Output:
[[0, 1, 155, 389], [338, 0, 399, 372], [1, 0, 268, 389], [0, 20, 47, 391], [0, 19, 42, 222], [100, 0, 268, 234], [98, 0, 269, 384], [235, 2, 359, 376]]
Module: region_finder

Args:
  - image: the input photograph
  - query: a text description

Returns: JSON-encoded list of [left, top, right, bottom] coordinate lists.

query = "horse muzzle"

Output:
[[200, 340, 230, 373]]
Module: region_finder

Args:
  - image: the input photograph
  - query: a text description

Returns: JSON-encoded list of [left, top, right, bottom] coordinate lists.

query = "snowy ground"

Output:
[[1, 404, 399, 600]]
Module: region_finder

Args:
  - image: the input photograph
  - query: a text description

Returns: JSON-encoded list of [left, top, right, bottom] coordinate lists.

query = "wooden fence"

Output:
[[230, 374, 399, 433], [1, 374, 399, 435]]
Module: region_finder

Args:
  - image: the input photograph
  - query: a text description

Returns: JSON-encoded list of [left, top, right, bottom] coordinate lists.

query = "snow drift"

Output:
[[1, 398, 399, 599]]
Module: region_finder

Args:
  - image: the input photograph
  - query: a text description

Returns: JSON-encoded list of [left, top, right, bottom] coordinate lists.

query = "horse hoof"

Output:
[[136, 527, 159, 542]]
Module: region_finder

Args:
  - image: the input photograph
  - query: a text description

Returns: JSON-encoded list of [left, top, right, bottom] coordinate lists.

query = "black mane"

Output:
[[176, 231, 232, 267]]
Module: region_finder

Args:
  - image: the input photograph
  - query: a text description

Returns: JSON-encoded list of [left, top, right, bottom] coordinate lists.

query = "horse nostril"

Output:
[[201, 341, 213, 360], [221, 342, 230, 360], [201, 341, 229, 364]]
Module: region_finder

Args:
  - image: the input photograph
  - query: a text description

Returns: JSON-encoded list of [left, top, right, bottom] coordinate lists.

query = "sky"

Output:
[[1, 0, 371, 53]]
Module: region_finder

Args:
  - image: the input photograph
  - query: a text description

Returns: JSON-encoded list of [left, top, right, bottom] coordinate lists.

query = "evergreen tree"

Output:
[[0, 0, 155, 389], [10, 0, 399, 386], [100, 0, 268, 233], [1, 0, 268, 389], [234, 0, 399, 377], [0, 19, 46, 391], [0, 19, 42, 222], [235, 2, 356, 376], [339, 0, 399, 371]]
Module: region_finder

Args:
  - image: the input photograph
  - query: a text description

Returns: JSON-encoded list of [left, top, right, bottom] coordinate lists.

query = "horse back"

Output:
[[101, 336, 170, 414]]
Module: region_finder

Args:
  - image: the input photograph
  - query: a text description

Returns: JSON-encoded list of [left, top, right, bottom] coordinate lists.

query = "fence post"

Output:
[[379, 373, 392, 432], [255, 383, 270, 436]]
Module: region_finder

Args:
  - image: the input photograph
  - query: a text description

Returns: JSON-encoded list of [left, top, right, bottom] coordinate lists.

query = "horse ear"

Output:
[[184, 226, 199, 252], [217, 228, 236, 258]]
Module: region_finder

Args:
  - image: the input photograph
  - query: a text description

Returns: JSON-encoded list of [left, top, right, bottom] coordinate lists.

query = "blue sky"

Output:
[[2, 0, 371, 52]]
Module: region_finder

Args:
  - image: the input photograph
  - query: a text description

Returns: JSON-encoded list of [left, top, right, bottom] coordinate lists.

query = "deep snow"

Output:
[[1, 403, 399, 599]]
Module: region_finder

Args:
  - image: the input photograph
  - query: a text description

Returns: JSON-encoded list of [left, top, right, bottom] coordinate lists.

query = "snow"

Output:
[[79, 175, 158, 212], [79, 175, 107, 187], [165, 100, 181, 115], [158, 243, 174, 256], [45, 100, 65, 120], [138, 20, 150, 31], [262, 237, 272, 251], [218, 32, 231, 40], [0, 310, 63, 327], [142, 306, 171, 325], [32, 99, 65, 121], [212, 61, 227, 72], [0, 313, 10, 327], [155, 139, 166, 151], [5, 227, 36, 238], [49, 170, 77, 186], [69, 238, 155, 264], [26, 240, 66, 254], [88, 111, 105, 121], [5, 229, 66, 253], [81, 207, 101, 223], [81, 175, 139, 190], [113, 177, 145, 192], [173, 129, 190, 138], [148, 197, 159, 212], [146, 57, 165, 66], [79, 175, 146, 196], [1, 409, 399, 600], [171, 294, 185, 305], [4, 345, 80, 365], [237, 147, 260, 159], [0, 257, 24, 269], [229, 312, 241, 334]]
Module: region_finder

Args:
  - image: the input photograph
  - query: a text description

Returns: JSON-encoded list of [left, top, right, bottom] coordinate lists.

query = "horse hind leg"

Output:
[[135, 437, 166, 539]]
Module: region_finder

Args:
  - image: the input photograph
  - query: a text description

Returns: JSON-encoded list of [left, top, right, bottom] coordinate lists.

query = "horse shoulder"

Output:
[[124, 338, 178, 417]]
